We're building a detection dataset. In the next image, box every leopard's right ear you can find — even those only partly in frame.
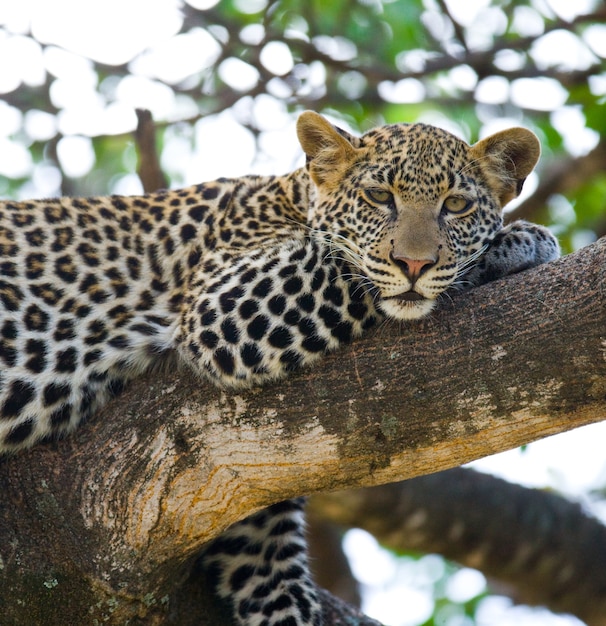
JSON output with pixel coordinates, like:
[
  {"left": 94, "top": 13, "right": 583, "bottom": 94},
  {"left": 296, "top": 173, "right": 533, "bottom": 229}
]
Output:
[{"left": 296, "top": 111, "right": 359, "bottom": 186}]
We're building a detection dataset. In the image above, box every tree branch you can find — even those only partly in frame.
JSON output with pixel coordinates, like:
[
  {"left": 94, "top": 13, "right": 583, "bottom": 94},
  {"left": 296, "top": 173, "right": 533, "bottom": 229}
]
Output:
[
  {"left": 310, "top": 468, "right": 606, "bottom": 625},
  {"left": 1, "top": 240, "right": 605, "bottom": 623}
]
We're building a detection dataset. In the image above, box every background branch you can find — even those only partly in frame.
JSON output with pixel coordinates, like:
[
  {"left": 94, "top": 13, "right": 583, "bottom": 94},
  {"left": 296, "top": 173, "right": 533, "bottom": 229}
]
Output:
[{"left": 310, "top": 468, "right": 606, "bottom": 625}]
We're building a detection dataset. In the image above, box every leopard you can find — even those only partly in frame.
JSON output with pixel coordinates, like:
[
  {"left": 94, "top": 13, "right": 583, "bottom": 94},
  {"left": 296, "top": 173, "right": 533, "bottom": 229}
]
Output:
[{"left": 0, "top": 111, "right": 559, "bottom": 626}]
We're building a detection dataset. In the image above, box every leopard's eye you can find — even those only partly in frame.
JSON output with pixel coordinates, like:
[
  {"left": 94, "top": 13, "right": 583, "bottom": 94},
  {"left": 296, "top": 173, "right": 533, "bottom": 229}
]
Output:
[
  {"left": 442, "top": 196, "right": 473, "bottom": 215},
  {"left": 364, "top": 189, "right": 394, "bottom": 205}
]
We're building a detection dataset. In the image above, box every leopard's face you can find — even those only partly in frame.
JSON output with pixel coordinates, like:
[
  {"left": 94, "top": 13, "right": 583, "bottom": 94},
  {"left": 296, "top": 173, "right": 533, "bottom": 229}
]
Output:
[{"left": 298, "top": 112, "right": 540, "bottom": 320}]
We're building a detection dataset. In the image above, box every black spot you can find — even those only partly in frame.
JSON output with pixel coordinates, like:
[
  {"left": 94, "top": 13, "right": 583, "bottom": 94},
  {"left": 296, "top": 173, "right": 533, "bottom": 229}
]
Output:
[
  {"left": 77, "top": 242, "right": 100, "bottom": 267},
  {"left": 130, "top": 323, "right": 159, "bottom": 336},
  {"left": 247, "top": 315, "right": 269, "bottom": 340},
  {"left": 188, "top": 248, "right": 202, "bottom": 268},
  {"left": 2, "top": 380, "right": 36, "bottom": 417},
  {"left": 331, "top": 321, "right": 353, "bottom": 342},
  {"left": 1, "top": 319, "right": 17, "bottom": 340},
  {"left": 318, "top": 305, "right": 341, "bottom": 329},
  {"left": 50, "top": 404, "right": 72, "bottom": 426},
  {"left": 180, "top": 223, "right": 197, "bottom": 243},
  {"left": 0, "top": 280, "right": 24, "bottom": 311},
  {"left": 54, "top": 318, "right": 76, "bottom": 341},
  {"left": 239, "top": 299, "right": 258, "bottom": 319},
  {"left": 294, "top": 294, "right": 315, "bottom": 313},
  {"left": 229, "top": 564, "right": 256, "bottom": 593},
  {"left": 252, "top": 277, "right": 273, "bottom": 298},
  {"left": 188, "top": 205, "right": 206, "bottom": 221},
  {"left": 200, "top": 309, "right": 217, "bottom": 326},
  {"left": 163, "top": 235, "right": 175, "bottom": 256},
  {"left": 363, "top": 316, "right": 377, "bottom": 330},
  {"left": 241, "top": 343, "right": 263, "bottom": 367},
  {"left": 289, "top": 246, "right": 307, "bottom": 262},
  {"left": 84, "top": 349, "right": 104, "bottom": 365},
  {"left": 280, "top": 350, "right": 303, "bottom": 371},
  {"left": 25, "top": 338, "right": 47, "bottom": 373},
  {"left": 214, "top": 347, "right": 235, "bottom": 375},
  {"left": 268, "top": 294, "right": 286, "bottom": 316},
  {"left": 304, "top": 249, "right": 319, "bottom": 272},
  {"left": 5, "top": 420, "right": 34, "bottom": 445},
  {"left": 12, "top": 211, "right": 34, "bottom": 227},
  {"left": 278, "top": 264, "right": 297, "bottom": 277},
  {"left": 302, "top": 335, "right": 328, "bottom": 353},
  {"left": 283, "top": 309, "right": 300, "bottom": 326},
  {"left": 56, "top": 347, "right": 78, "bottom": 373},
  {"left": 268, "top": 326, "right": 293, "bottom": 348},
  {"left": 348, "top": 301, "right": 368, "bottom": 320},
  {"left": 85, "top": 319, "right": 108, "bottom": 345},
  {"left": 80, "top": 274, "right": 110, "bottom": 304},
  {"left": 202, "top": 186, "right": 220, "bottom": 200},
  {"left": 200, "top": 330, "right": 219, "bottom": 349},
  {"left": 25, "top": 253, "right": 45, "bottom": 279},
  {"left": 221, "top": 317, "right": 240, "bottom": 344},
  {"left": 311, "top": 268, "right": 325, "bottom": 290},
  {"left": 127, "top": 256, "right": 141, "bottom": 280},
  {"left": 203, "top": 534, "right": 250, "bottom": 557},
  {"left": 107, "top": 335, "right": 131, "bottom": 350},
  {"left": 24, "top": 303, "right": 50, "bottom": 331},
  {"left": 0, "top": 261, "right": 17, "bottom": 277},
  {"left": 262, "top": 594, "right": 293, "bottom": 615},
  {"left": 111, "top": 196, "right": 128, "bottom": 211},
  {"left": 55, "top": 255, "right": 78, "bottom": 283},
  {"left": 269, "top": 516, "right": 300, "bottom": 536},
  {"left": 323, "top": 284, "right": 344, "bottom": 306},
  {"left": 284, "top": 276, "right": 303, "bottom": 295},
  {"left": 275, "top": 542, "right": 305, "bottom": 561},
  {"left": 43, "top": 382, "right": 71, "bottom": 406},
  {"left": 262, "top": 257, "right": 279, "bottom": 273},
  {"left": 251, "top": 582, "right": 272, "bottom": 599},
  {"left": 0, "top": 341, "right": 16, "bottom": 366},
  {"left": 240, "top": 267, "right": 258, "bottom": 284},
  {"left": 291, "top": 583, "right": 313, "bottom": 621},
  {"left": 220, "top": 286, "right": 245, "bottom": 314},
  {"left": 136, "top": 290, "right": 155, "bottom": 311},
  {"left": 25, "top": 227, "right": 46, "bottom": 247},
  {"left": 297, "top": 318, "right": 317, "bottom": 337}
]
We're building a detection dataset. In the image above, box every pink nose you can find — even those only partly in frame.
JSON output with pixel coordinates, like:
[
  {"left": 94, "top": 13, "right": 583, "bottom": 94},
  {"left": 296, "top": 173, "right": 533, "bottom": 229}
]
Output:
[{"left": 391, "top": 253, "right": 436, "bottom": 281}]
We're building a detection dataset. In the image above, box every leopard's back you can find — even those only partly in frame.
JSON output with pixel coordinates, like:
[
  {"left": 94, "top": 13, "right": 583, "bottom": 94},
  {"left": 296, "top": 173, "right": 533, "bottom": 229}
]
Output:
[{"left": 0, "top": 172, "right": 311, "bottom": 451}]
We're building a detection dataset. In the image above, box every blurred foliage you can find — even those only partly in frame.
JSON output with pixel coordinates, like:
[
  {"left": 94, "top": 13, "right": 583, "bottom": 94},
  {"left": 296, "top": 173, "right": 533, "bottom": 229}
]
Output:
[
  {"left": 0, "top": 1, "right": 605, "bottom": 623},
  {"left": 0, "top": 0, "right": 604, "bottom": 253}
]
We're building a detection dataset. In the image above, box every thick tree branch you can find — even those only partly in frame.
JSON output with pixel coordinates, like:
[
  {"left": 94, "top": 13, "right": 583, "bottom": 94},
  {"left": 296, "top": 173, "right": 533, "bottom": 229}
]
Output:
[{"left": 1, "top": 240, "right": 605, "bottom": 623}]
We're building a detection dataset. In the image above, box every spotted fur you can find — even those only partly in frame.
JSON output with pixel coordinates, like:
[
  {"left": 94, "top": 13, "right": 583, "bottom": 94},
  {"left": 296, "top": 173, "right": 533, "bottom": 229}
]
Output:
[{"left": 0, "top": 112, "right": 559, "bottom": 625}]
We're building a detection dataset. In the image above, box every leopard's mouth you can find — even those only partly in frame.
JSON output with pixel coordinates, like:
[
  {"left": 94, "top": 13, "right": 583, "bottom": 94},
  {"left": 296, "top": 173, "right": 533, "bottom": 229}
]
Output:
[
  {"left": 389, "top": 290, "right": 426, "bottom": 302},
  {"left": 379, "top": 290, "right": 436, "bottom": 320}
]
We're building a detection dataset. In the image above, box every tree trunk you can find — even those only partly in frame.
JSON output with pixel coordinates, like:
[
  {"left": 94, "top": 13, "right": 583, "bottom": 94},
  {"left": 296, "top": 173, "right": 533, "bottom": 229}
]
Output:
[{"left": 1, "top": 239, "right": 605, "bottom": 624}]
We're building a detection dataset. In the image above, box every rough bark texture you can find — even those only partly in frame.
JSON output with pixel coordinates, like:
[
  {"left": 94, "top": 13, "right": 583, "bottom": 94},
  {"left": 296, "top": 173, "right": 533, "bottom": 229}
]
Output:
[
  {"left": 310, "top": 468, "right": 606, "bottom": 625},
  {"left": 0, "top": 239, "right": 605, "bottom": 624}
]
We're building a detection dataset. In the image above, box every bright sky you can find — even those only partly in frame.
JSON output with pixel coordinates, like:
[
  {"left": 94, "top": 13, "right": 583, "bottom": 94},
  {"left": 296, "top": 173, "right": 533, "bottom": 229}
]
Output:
[{"left": 0, "top": 1, "right": 605, "bottom": 625}]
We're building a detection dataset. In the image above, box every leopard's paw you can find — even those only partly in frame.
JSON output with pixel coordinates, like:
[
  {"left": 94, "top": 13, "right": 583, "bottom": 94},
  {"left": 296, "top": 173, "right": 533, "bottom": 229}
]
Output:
[{"left": 463, "top": 220, "right": 560, "bottom": 288}]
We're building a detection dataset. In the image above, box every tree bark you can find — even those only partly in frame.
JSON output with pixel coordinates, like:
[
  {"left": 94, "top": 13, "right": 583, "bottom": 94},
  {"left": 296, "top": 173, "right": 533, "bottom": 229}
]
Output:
[{"left": 1, "top": 239, "right": 605, "bottom": 624}]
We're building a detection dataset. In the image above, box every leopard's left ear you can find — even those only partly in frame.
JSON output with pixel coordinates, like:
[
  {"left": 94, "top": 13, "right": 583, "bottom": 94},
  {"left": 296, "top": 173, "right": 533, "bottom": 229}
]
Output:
[
  {"left": 296, "top": 111, "right": 359, "bottom": 187},
  {"left": 470, "top": 128, "right": 540, "bottom": 207}
]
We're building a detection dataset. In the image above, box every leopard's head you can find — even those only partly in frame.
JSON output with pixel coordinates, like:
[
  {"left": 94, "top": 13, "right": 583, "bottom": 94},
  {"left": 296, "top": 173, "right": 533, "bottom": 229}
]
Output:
[{"left": 297, "top": 111, "right": 540, "bottom": 320}]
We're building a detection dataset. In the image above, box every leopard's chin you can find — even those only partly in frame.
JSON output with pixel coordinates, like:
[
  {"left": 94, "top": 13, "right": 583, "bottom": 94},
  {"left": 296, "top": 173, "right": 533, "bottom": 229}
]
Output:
[{"left": 379, "top": 294, "right": 436, "bottom": 320}]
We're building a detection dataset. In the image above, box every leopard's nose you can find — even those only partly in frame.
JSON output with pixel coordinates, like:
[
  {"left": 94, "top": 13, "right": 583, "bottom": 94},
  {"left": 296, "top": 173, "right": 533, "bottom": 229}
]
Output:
[{"left": 390, "top": 252, "right": 437, "bottom": 281}]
